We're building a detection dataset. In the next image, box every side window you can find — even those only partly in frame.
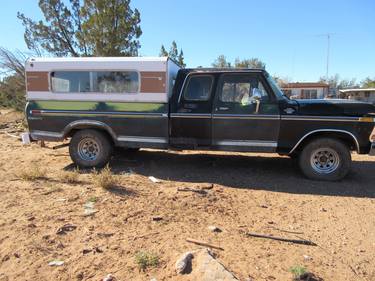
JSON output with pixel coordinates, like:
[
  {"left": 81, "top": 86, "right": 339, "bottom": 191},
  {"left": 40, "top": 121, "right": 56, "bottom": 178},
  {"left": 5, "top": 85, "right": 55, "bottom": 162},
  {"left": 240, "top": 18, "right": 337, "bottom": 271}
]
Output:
[
  {"left": 183, "top": 75, "right": 213, "bottom": 101},
  {"left": 92, "top": 71, "right": 139, "bottom": 93},
  {"left": 51, "top": 71, "right": 139, "bottom": 93},
  {"left": 219, "top": 74, "right": 269, "bottom": 105},
  {"left": 51, "top": 71, "right": 90, "bottom": 92}
]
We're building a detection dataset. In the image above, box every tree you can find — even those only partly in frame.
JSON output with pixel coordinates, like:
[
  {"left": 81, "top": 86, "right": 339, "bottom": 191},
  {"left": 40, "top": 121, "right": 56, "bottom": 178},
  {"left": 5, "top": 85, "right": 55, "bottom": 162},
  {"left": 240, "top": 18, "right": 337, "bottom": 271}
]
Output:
[
  {"left": 361, "top": 77, "right": 375, "bottom": 88},
  {"left": 0, "top": 48, "right": 28, "bottom": 111},
  {"left": 159, "top": 41, "right": 185, "bottom": 67},
  {"left": 159, "top": 45, "right": 168, "bottom": 57},
  {"left": 319, "top": 74, "right": 358, "bottom": 89},
  {"left": 211, "top": 55, "right": 266, "bottom": 69},
  {"left": 177, "top": 49, "right": 185, "bottom": 67},
  {"left": 169, "top": 41, "right": 178, "bottom": 59},
  {"left": 211, "top": 55, "right": 231, "bottom": 68},
  {"left": 234, "top": 57, "right": 266, "bottom": 69},
  {"left": 17, "top": 0, "right": 142, "bottom": 57},
  {"left": 80, "top": 0, "right": 142, "bottom": 56}
]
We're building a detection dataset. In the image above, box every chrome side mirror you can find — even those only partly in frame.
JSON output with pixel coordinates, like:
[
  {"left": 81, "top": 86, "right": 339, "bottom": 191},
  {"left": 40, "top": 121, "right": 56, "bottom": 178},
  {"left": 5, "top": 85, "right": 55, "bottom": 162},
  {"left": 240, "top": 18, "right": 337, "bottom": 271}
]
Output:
[
  {"left": 252, "top": 88, "right": 262, "bottom": 114},
  {"left": 252, "top": 88, "right": 262, "bottom": 100}
]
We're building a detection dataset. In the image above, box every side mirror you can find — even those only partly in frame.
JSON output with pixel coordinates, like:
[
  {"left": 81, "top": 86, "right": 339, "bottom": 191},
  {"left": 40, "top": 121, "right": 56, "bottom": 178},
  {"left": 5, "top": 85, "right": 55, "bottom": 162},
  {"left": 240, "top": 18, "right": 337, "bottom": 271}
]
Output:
[
  {"left": 252, "top": 88, "right": 262, "bottom": 100},
  {"left": 252, "top": 88, "right": 262, "bottom": 114}
]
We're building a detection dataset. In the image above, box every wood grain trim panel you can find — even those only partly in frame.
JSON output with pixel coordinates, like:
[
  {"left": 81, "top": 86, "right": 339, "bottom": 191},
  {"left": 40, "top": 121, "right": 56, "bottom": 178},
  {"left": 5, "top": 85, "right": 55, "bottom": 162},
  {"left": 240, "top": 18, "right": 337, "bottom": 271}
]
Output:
[
  {"left": 26, "top": 71, "right": 49, "bottom": 92},
  {"left": 140, "top": 71, "right": 166, "bottom": 93}
]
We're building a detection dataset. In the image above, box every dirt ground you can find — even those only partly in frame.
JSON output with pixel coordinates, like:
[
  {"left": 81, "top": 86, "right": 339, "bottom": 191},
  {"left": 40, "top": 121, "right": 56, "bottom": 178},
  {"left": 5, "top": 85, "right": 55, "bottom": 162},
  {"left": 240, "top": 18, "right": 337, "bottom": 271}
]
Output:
[{"left": 0, "top": 109, "right": 374, "bottom": 281}]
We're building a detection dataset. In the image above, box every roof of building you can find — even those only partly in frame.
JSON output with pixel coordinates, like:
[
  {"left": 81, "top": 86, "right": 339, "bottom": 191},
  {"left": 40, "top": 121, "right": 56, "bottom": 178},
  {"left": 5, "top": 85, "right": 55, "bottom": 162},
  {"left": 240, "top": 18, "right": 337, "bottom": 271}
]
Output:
[
  {"left": 340, "top": 88, "right": 375, "bottom": 93},
  {"left": 281, "top": 82, "right": 329, "bottom": 89}
]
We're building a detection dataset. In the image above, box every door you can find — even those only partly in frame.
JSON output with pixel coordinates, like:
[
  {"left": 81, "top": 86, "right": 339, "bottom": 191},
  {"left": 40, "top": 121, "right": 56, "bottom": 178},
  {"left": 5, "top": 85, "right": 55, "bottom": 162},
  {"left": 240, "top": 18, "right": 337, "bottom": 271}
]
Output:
[
  {"left": 170, "top": 74, "right": 215, "bottom": 148},
  {"left": 212, "top": 73, "right": 280, "bottom": 152}
]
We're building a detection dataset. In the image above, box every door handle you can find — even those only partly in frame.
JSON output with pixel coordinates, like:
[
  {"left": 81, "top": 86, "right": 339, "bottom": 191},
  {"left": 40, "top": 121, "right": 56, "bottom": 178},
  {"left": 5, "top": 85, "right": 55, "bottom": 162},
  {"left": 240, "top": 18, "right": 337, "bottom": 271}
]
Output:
[{"left": 218, "top": 107, "right": 229, "bottom": 111}]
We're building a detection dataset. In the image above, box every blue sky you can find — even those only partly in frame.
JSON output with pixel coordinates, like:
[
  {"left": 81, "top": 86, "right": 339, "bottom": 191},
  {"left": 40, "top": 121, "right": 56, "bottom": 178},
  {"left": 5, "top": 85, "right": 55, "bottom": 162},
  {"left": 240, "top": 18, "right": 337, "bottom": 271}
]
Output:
[{"left": 1, "top": 0, "right": 374, "bottom": 82}]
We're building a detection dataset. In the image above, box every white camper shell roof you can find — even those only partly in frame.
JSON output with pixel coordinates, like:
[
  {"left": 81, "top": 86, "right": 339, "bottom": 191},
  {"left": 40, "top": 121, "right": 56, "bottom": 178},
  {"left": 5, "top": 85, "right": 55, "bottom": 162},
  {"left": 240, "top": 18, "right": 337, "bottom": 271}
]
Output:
[{"left": 25, "top": 57, "right": 181, "bottom": 103}]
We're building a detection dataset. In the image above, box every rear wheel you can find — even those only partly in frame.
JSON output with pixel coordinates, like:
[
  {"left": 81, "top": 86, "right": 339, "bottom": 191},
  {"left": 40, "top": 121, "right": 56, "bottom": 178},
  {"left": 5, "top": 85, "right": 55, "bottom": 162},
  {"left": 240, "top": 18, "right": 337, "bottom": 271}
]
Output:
[
  {"left": 69, "top": 129, "right": 113, "bottom": 168},
  {"left": 298, "top": 138, "right": 351, "bottom": 181}
]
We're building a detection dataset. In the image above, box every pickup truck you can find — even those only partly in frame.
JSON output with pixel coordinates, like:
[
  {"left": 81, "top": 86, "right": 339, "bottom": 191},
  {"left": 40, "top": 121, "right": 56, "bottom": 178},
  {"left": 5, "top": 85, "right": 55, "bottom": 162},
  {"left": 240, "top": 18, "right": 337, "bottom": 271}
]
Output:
[{"left": 25, "top": 57, "right": 375, "bottom": 181}]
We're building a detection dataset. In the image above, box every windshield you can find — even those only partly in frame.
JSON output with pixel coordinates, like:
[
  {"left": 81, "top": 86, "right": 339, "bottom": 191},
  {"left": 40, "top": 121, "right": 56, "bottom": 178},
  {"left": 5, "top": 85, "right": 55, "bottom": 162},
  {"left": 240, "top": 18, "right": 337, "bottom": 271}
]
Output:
[{"left": 265, "top": 73, "right": 288, "bottom": 100}]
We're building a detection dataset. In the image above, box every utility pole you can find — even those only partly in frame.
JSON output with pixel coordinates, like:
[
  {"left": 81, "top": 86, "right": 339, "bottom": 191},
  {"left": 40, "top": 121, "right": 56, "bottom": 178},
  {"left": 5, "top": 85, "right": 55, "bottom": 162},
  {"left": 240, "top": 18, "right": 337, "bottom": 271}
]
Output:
[
  {"left": 326, "top": 33, "right": 330, "bottom": 80},
  {"left": 317, "top": 33, "right": 334, "bottom": 81}
]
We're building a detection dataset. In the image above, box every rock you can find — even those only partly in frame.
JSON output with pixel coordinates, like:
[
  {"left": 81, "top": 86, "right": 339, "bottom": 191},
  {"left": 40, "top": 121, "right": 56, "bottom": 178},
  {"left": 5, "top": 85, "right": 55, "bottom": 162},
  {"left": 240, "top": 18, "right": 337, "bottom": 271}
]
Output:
[
  {"left": 208, "top": 226, "right": 222, "bottom": 233},
  {"left": 303, "top": 255, "right": 312, "bottom": 261},
  {"left": 175, "top": 252, "right": 194, "bottom": 274},
  {"left": 56, "top": 223, "right": 77, "bottom": 235},
  {"left": 102, "top": 274, "right": 116, "bottom": 281},
  {"left": 148, "top": 176, "right": 161, "bottom": 183},
  {"left": 82, "top": 249, "right": 92, "bottom": 255},
  {"left": 48, "top": 260, "right": 64, "bottom": 266},
  {"left": 191, "top": 249, "right": 239, "bottom": 281},
  {"left": 152, "top": 216, "right": 163, "bottom": 221},
  {"left": 200, "top": 183, "right": 214, "bottom": 190},
  {"left": 83, "top": 202, "right": 98, "bottom": 216}
]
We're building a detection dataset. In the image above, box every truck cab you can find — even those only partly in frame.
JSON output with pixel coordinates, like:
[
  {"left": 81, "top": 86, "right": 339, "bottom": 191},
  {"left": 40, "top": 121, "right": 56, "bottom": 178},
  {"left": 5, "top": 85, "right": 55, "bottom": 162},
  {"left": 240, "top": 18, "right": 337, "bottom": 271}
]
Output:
[{"left": 169, "top": 69, "right": 282, "bottom": 152}]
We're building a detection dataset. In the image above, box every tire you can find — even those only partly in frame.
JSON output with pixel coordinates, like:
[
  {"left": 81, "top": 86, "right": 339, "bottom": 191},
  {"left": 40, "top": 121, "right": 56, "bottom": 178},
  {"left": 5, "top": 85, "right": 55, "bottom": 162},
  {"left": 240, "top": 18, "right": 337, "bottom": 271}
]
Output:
[
  {"left": 298, "top": 137, "right": 351, "bottom": 181},
  {"left": 69, "top": 129, "right": 113, "bottom": 168}
]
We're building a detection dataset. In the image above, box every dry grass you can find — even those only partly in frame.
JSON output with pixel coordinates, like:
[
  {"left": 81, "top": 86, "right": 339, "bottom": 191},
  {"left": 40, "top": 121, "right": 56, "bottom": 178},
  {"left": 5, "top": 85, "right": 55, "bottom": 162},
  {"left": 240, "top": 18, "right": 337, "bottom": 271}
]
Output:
[
  {"left": 57, "top": 169, "right": 80, "bottom": 184},
  {"left": 17, "top": 165, "right": 47, "bottom": 181},
  {"left": 92, "top": 165, "right": 118, "bottom": 189}
]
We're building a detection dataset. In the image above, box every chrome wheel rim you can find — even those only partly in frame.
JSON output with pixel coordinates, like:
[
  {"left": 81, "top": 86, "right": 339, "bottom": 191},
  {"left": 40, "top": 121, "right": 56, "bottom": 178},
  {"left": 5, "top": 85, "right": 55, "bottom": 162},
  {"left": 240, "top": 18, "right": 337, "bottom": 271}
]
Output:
[
  {"left": 78, "top": 138, "right": 100, "bottom": 161},
  {"left": 310, "top": 148, "right": 340, "bottom": 174}
]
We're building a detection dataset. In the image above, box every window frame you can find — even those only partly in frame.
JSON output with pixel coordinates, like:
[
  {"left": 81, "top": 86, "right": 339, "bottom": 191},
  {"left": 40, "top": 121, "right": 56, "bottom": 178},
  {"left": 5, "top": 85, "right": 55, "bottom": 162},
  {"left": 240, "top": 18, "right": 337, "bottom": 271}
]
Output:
[
  {"left": 49, "top": 69, "right": 141, "bottom": 94},
  {"left": 182, "top": 74, "right": 214, "bottom": 102}
]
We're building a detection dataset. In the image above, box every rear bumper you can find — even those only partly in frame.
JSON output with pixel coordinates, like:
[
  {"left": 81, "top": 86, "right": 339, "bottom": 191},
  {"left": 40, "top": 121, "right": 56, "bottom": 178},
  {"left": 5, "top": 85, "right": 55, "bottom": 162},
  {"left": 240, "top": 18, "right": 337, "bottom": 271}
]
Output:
[{"left": 370, "top": 142, "right": 375, "bottom": 156}]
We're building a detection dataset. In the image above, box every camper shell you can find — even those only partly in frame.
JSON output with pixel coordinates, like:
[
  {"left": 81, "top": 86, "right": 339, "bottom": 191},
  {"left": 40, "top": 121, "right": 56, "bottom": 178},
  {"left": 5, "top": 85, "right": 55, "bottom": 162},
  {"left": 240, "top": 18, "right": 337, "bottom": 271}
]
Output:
[
  {"left": 25, "top": 57, "right": 375, "bottom": 181},
  {"left": 25, "top": 57, "right": 180, "bottom": 147}
]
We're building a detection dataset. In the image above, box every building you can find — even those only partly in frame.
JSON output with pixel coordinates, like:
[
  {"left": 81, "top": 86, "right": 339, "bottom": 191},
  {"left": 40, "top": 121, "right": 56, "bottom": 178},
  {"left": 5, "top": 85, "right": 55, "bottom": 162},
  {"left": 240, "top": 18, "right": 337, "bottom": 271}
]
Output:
[
  {"left": 338, "top": 88, "right": 375, "bottom": 104},
  {"left": 281, "top": 82, "right": 329, "bottom": 99}
]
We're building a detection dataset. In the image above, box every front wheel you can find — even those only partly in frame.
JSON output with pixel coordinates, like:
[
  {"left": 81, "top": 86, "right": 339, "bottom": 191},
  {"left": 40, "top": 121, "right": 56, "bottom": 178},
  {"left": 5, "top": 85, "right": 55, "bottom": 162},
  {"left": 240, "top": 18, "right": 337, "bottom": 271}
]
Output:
[
  {"left": 298, "top": 138, "right": 351, "bottom": 181},
  {"left": 69, "top": 129, "right": 113, "bottom": 168}
]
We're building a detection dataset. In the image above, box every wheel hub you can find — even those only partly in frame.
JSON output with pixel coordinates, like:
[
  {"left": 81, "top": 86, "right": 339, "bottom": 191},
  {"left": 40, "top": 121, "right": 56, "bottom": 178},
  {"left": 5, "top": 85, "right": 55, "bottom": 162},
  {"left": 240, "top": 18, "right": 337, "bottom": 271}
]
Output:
[
  {"left": 78, "top": 138, "right": 100, "bottom": 161},
  {"left": 310, "top": 148, "right": 340, "bottom": 174}
]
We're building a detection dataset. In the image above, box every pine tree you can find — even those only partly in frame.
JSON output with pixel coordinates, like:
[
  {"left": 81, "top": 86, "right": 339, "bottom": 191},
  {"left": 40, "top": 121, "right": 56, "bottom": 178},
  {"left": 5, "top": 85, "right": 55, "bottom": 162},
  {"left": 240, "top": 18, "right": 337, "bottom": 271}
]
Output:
[
  {"left": 17, "top": 0, "right": 142, "bottom": 57},
  {"left": 159, "top": 45, "right": 168, "bottom": 57},
  {"left": 159, "top": 41, "right": 186, "bottom": 67}
]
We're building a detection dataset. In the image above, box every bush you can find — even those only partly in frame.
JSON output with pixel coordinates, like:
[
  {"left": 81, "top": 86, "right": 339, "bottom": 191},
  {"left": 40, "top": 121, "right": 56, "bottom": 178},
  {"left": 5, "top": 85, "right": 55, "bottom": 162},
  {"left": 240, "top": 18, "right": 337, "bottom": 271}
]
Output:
[
  {"left": 92, "top": 165, "right": 118, "bottom": 189},
  {"left": 0, "top": 74, "right": 26, "bottom": 112},
  {"left": 290, "top": 265, "right": 307, "bottom": 279},
  {"left": 135, "top": 251, "right": 159, "bottom": 271}
]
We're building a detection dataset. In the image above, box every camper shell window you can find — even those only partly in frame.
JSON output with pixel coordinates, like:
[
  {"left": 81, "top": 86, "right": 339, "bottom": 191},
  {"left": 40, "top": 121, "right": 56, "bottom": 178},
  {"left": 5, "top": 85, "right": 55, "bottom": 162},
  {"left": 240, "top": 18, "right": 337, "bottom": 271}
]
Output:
[{"left": 51, "top": 71, "right": 139, "bottom": 93}]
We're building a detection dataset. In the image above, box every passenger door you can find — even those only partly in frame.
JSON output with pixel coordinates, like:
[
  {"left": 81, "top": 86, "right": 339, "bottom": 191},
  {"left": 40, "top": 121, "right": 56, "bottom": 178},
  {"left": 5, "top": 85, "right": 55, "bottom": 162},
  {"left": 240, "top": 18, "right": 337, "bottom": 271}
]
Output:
[
  {"left": 170, "top": 74, "right": 215, "bottom": 148},
  {"left": 212, "top": 73, "right": 280, "bottom": 152}
]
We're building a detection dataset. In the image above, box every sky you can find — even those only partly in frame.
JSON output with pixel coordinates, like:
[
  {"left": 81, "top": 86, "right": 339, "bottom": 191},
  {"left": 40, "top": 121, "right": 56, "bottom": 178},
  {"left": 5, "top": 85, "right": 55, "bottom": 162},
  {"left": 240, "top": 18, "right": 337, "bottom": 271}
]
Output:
[{"left": 0, "top": 0, "right": 374, "bottom": 82}]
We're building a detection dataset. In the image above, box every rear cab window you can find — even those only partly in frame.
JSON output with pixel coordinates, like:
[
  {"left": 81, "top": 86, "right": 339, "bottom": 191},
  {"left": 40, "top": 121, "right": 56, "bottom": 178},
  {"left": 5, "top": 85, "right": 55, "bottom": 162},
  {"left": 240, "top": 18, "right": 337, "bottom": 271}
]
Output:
[{"left": 183, "top": 75, "right": 213, "bottom": 101}]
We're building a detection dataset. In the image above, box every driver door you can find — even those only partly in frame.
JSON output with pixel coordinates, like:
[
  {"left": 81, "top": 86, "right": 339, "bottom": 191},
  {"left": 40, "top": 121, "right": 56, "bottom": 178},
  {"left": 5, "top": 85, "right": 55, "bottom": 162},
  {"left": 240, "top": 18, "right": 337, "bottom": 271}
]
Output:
[{"left": 212, "top": 73, "right": 280, "bottom": 152}]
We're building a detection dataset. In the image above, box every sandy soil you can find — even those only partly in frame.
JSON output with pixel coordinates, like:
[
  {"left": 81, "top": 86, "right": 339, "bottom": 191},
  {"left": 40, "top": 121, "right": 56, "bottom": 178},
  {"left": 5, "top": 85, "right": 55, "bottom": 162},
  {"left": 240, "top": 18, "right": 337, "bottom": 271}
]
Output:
[{"left": 0, "top": 109, "right": 374, "bottom": 281}]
